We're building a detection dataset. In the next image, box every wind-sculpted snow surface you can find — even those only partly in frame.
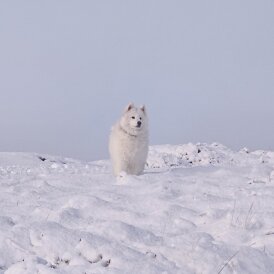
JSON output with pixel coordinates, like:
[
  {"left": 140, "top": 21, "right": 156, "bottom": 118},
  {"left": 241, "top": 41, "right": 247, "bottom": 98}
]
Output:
[{"left": 1, "top": 144, "right": 274, "bottom": 273}]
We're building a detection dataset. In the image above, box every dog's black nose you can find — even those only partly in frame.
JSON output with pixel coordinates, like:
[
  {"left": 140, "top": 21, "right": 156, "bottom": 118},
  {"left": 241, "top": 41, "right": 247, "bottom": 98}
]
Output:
[{"left": 137, "top": 121, "right": 142, "bottom": 127}]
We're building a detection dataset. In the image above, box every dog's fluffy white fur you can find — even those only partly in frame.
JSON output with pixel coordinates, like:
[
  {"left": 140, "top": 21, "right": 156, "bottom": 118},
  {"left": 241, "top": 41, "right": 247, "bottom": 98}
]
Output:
[{"left": 109, "top": 103, "right": 149, "bottom": 176}]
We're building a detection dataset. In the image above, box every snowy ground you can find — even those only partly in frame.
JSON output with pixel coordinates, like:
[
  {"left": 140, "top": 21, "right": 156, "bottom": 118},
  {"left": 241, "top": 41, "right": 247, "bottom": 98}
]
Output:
[{"left": 1, "top": 143, "right": 274, "bottom": 274}]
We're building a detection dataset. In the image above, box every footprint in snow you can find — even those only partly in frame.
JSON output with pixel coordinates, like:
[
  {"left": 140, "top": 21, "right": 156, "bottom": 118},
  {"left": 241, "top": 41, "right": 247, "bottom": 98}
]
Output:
[
  {"left": 49, "top": 254, "right": 111, "bottom": 269},
  {"left": 77, "top": 239, "right": 111, "bottom": 268},
  {"left": 85, "top": 254, "right": 110, "bottom": 267}
]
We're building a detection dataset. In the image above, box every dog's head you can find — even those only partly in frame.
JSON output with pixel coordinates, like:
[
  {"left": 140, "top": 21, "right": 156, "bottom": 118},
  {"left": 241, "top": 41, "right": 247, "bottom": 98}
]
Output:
[{"left": 120, "top": 103, "right": 148, "bottom": 135}]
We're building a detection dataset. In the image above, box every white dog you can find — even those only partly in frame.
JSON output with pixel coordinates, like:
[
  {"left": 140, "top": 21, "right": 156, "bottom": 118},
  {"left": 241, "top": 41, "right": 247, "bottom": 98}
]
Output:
[{"left": 109, "top": 103, "right": 149, "bottom": 176}]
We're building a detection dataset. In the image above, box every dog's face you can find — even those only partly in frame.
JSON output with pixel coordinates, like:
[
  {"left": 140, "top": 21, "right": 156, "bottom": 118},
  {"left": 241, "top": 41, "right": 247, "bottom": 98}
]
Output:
[{"left": 120, "top": 103, "right": 147, "bottom": 134}]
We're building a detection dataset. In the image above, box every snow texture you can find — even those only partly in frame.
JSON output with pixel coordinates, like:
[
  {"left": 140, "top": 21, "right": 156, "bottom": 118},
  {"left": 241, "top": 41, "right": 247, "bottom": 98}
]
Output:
[{"left": 1, "top": 143, "right": 274, "bottom": 273}]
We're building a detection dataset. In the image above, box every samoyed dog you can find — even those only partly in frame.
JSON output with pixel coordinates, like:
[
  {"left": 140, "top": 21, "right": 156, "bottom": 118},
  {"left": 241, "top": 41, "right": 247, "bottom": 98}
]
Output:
[{"left": 109, "top": 103, "right": 149, "bottom": 176}]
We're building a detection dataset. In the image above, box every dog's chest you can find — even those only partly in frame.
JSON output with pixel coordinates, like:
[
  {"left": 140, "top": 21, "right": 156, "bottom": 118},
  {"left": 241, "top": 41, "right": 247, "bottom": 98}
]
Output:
[{"left": 121, "top": 133, "right": 147, "bottom": 156}]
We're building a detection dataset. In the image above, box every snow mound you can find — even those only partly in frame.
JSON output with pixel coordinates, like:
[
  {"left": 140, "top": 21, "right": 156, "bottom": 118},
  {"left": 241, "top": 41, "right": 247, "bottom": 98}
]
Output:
[
  {"left": 147, "top": 143, "right": 234, "bottom": 168},
  {"left": 147, "top": 142, "right": 274, "bottom": 169}
]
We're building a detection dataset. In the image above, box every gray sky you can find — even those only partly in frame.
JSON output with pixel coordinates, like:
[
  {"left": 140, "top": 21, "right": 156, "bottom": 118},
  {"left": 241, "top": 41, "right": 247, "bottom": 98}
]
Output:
[{"left": 0, "top": 0, "right": 273, "bottom": 160}]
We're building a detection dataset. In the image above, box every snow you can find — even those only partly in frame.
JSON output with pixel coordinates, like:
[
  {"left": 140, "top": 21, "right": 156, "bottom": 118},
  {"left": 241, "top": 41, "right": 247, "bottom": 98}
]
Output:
[{"left": 1, "top": 143, "right": 274, "bottom": 273}]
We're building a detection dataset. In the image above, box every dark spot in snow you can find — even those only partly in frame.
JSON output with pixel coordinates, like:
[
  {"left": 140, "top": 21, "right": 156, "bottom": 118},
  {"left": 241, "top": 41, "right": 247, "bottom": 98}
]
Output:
[
  {"left": 38, "top": 156, "right": 46, "bottom": 162},
  {"left": 146, "top": 251, "right": 157, "bottom": 258}
]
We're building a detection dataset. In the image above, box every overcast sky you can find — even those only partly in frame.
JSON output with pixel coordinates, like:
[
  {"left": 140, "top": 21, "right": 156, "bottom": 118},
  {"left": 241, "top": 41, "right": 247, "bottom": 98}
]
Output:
[{"left": 0, "top": 1, "right": 273, "bottom": 160}]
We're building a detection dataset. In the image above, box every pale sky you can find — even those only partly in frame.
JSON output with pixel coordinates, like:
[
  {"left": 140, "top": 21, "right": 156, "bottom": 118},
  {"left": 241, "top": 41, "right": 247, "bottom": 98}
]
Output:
[{"left": 0, "top": 0, "right": 273, "bottom": 160}]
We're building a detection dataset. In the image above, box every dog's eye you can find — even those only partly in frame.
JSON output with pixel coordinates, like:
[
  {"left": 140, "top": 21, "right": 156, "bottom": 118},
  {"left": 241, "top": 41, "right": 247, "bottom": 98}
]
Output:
[
  {"left": 131, "top": 116, "right": 135, "bottom": 119},
  {"left": 140, "top": 117, "right": 142, "bottom": 120}
]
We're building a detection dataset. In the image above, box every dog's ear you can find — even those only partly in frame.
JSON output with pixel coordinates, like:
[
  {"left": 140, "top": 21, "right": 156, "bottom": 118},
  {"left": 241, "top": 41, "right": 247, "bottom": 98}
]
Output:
[
  {"left": 125, "top": 103, "right": 134, "bottom": 112},
  {"left": 140, "top": 105, "right": 146, "bottom": 115}
]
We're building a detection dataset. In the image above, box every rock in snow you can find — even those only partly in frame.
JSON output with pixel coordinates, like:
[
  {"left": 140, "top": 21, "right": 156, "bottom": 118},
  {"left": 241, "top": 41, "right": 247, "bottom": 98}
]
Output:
[{"left": 1, "top": 143, "right": 274, "bottom": 273}]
